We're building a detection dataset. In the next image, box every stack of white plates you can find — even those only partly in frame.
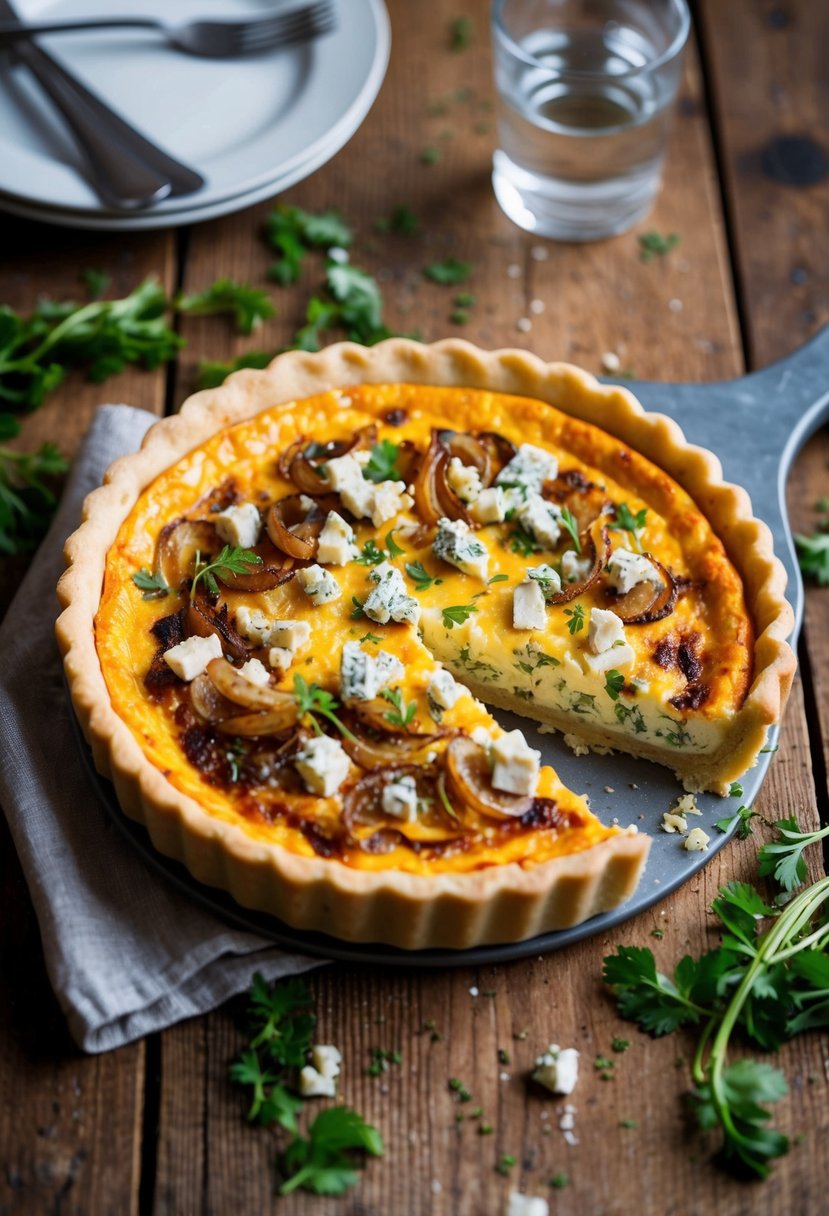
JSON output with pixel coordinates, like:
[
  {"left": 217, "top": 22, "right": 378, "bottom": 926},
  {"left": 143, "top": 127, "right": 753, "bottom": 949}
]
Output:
[{"left": 0, "top": 0, "right": 389, "bottom": 230}]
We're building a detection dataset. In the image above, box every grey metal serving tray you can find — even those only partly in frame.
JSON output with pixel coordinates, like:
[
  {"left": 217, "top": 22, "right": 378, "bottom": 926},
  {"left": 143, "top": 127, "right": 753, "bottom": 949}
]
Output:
[{"left": 71, "top": 326, "right": 829, "bottom": 965}]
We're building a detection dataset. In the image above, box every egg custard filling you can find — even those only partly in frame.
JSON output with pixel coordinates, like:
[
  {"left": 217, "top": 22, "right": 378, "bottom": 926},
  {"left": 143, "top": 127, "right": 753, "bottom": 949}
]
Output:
[{"left": 60, "top": 340, "right": 795, "bottom": 947}]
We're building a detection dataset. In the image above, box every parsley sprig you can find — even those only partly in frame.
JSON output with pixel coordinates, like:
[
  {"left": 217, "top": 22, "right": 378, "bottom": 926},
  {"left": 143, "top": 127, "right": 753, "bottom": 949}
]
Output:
[
  {"left": 563, "top": 603, "right": 585, "bottom": 634},
  {"left": 442, "top": 603, "right": 479, "bottom": 629},
  {"left": 354, "top": 529, "right": 406, "bottom": 566},
  {"left": 293, "top": 675, "right": 356, "bottom": 741},
  {"left": 405, "top": 560, "right": 443, "bottom": 591},
  {"left": 189, "top": 545, "right": 262, "bottom": 601},
  {"left": 604, "top": 819, "right": 829, "bottom": 1178},
  {"left": 265, "top": 203, "right": 353, "bottom": 284},
  {"left": 423, "top": 258, "right": 472, "bottom": 285},
  {"left": 363, "top": 440, "right": 402, "bottom": 483},
  {"left": 175, "top": 278, "right": 275, "bottom": 335},
  {"left": 611, "top": 502, "right": 647, "bottom": 550},
  {"left": 380, "top": 687, "right": 417, "bottom": 728},
  {"left": 229, "top": 975, "right": 314, "bottom": 1130},
  {"left": 795, "top": 531, "right": 829, "bottom": 585},
  {"left": 279, "top": 1107, "right": 384, "bottom": 1196},
  {"left": 560, "top": 506, "right": 581, "bottom": 553},
  {"left": 131, "top": 567, "right": 171, "bottom": 601}
]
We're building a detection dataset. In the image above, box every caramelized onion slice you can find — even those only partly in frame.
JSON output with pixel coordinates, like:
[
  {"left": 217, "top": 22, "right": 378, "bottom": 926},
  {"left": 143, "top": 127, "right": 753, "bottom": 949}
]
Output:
[
  {"left": 611, "top": 554, "right": 678, "bottom": 624},
  {"left": 266, "top": 494, "right": 326, "bottom": 560},
  {"left": 280, "top": 425, "right": 378, "bottom": 496},
  {"left": 476, "top": 431, "right": 517, "bottom": 478},
  {"left": 412, "top": 431, "right": 447, "bottom": 526},
  {"left": 187, "top": 597, "right": 250, "bottom": 661},
  {"left": 340, "top": 717, "right": 442, "bottom": 770},
  {"left": 444, "top": 736, "right": 532, "bottom": 820},
  {"left": 547, "top": 519, "right": 611, "bottom": 605},
  {"left": 342, "top": 766, "right": 465, "bottom": 844},
  {"left": 189, "top": 673, "right": 236, "bottom": 723},
  {"left": 216, "top": 538, "right": 301, "bottom": 592},
  {"left": 543, "top": 470, "right": 611, "bottom": 534},
  {"left": 213, "top": 712, "right": 300, "bottom": 738},
  {"left": 155, "top": 519, "right": 217, "bottom": 592},
  {"left": 350, "top": 698, "right": 446, "bottom": 738},
  {"left": 206, "top": 657, "right": 298, "bottom": 722}
]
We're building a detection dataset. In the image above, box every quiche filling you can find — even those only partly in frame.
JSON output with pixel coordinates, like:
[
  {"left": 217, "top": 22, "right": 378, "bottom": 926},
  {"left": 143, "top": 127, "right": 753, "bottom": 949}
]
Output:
[{"left": 96, "top": 384, "right": 752, "bottom": 874}]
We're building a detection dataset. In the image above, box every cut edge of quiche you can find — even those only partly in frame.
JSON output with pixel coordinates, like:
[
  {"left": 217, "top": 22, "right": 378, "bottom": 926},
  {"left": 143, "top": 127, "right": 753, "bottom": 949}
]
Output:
[{"left": 55, "top": 339, "right": 795, "bottom": 949}]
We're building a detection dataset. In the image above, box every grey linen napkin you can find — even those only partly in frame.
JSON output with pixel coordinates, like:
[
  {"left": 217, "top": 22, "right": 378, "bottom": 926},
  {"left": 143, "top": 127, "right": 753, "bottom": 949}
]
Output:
[{"left": 0, "top": 405, "right": 323, "bottom": 1054}]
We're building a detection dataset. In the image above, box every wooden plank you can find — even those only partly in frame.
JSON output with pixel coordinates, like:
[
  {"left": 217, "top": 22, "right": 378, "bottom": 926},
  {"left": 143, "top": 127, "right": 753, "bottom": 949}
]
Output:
[
  {"left": 0, "top": 220, "right": 175, "bottom": 1213},
  {"left": 147, "top": 3, "right": 825, "bottom": 1214},
  {"left": 696, "top": 0, "right": 829, "bottom": 809}
]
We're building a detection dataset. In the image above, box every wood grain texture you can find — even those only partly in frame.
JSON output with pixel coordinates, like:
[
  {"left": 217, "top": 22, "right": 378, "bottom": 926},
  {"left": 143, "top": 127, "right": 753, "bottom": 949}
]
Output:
[
  {"left": 0, "top": 224, "right": 174, "bottom": 1214},
  {"left": 154, "top": 3, "right": 825, "bottom": 1214}
]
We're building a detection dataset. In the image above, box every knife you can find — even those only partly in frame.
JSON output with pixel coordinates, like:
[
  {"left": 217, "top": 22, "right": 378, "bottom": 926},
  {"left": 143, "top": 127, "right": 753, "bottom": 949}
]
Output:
[{"left": 0, "top": 0, "right": 204, "bottom": 210}]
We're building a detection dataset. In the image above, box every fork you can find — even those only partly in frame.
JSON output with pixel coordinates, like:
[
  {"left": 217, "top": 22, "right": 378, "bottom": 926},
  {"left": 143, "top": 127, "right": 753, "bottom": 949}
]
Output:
[{"left": 0, "top": 2, "right": 337, "bottom": 58}]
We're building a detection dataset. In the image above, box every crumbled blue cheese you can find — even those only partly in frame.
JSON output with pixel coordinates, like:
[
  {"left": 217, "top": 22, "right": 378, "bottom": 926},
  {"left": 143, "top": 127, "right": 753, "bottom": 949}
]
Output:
[
  {"left": 432, "top": 516, "right": 489, "bottom": 580},
  {"left": 470, "top": 485, "right": 507, "bottom": 524},
  {"left": 299, "top": 1065, "right": 337, "bottom": 1098},
  {"left": 446, "top": 457, "right": 482, "bottom": 503},
  {"left": 294, "top": 735, "right": 350, "bottom": 796},
  {"left": 513, "top": 579, "right": 547, "bottom": 631},
  {"left": 560, "top": 548, "right": 593, "bottom": 583},
  {"left": 213, "top": 501, "right": 261, "bottom": 549},
  {"left": 237, "top": 658, "right": 270, "bottom": 687},
  {"left": 684, "top": 827, "right": 710, "bottom": 852},
  {"left": 606, "top": 547, "right": 660, "bottom": 594},
  {"left": 316, "top": 510, "right": 357, "bottom": 565},
  {"left": 495, "top": 443, "right": 558, "bottom": 493},
  {"left": 531, "top": 1044, "right": 580, "bottom": 1095},
  {"left": 323, "top": 453, "right": 375, "bottom": 519},
  {"left": 163, "top": 633, "right": 222, "bottom": 681},
  {"left": 507, "top": 1194, "right": 549, "bottom": 1216},
  {"left": 267, "top": 646, "right": 294, "bottom": 672},
  {"left": 311, "top": 1044, "right": 341, "bottom": 1081},
  {"left": 269, "top": 620, "right": 311, "bottom": 652},
  {"left": 381, "top": 774, "right": 418, "bottom": 822},
  {"left": 340, "top": 640, "right": 404, "bottom": 701},
  {"left": 491, "top": 729, "right": 540, "bottom": 796},
  {"left": 527, "top": 563, "right": 562, "bottom": 601},
  {"left": 296, "top": 564, "right": 341, "bottom": 604},
  {"left": 323, "top": 452, "right": 413, "bottom": 526},
  {"left": 584, "top": 607, "right": 635, "bottom": 673},
  {"left": 427, "top": 667, "right": 464, "bottom": 715},
  {"left": 516, "top": 494, "right": 563, "bottom": 549},
  {"left": 661, "top": 811, "right": 688, "bottom": 834},
  {"left": 588, "top": 607, "right": 625, "bottom": 654},
  {"left": 364, "top": 561, "right": 421, "bottom": 625}
]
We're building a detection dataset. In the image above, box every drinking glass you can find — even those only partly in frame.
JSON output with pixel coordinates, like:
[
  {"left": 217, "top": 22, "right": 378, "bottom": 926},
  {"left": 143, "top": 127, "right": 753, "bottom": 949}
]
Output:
[{"left": 491, "top": 0, "right": 690, "bottom": 241}]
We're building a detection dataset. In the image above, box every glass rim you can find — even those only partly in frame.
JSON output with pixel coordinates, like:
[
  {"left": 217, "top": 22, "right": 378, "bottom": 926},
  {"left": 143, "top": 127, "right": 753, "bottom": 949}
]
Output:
[{"left": 491, "top": 0, "right": 691, "bottom": 81}]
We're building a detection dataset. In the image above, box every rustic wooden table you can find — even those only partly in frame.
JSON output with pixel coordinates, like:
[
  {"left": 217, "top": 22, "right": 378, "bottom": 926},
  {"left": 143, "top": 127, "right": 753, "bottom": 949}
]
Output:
[{"left": 2, "top": 2, "right": 828, "bottom": 1213}]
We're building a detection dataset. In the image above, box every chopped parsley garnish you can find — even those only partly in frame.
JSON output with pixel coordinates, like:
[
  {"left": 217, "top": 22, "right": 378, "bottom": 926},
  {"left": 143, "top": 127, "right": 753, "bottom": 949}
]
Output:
[
  {"left": 265, "top": 203, "right": 352, "bottom": 284},
  {"left": 611, "top": 1037, "right": 630, "bottom": 1053},
  {"left": 363, "top": 439, "right": 401, "bottom": 483},
  {"left": 423, "top": 258, "right": 473, "bottom": 285},
  {"left": 449, "top": 15, "right": 473, "bottom": 51},
  {"left": 729, "top": 781, "right": 744, "bottom": 798},
  {"left": 604, "top": 818, "right": 829, "bottom": 1178},
  {"left": 495, "top": 1153, "right": 516, "bottom": 1176},
  {"left": 638, "top": 231, "right": 680, "bottom": 261},
  {"left": 81, "top": 268, "right": 110, "bottom": 299},
  {"left": 497, "top": 1048, "right": 511, "bottom": 1065},
  {"left": 292, "top": 675, "right": 356, "bottom": 741},
  {"left": 132, "top": 567, "right": 171, "bottom": 600},
  {"left": 359, "top": 632, "right": 383, "bottom": 644},
  {"left": 365, "top": 1047, "right": 402, "bottom": 1076},
  {"left": 604, "top": 669, "right": 625, "bottom": 701},
  {"left": 380, "top": 687, "right": 417, "bottom": 729},
  {"left": 405, "top": 560, "right": 443, "bottom": 591},
  {"left": 420, "top": 146, "right": 441, "bottom": 165},
  {"left": 563, "top": 603, "right": 585, "bottom": 634},
  {"left": 448, "top": 1077, "right": 472, "bottom": 1102},
  {"left": 354, "top": 539, "right": 387, "bottom": 566},
  {"left": 549, "top": 1173, "right": 569, "bottom": 1189},
  {"left": 560, "top": 505, "right": 581, "bottom": 553},
  {"left": 190, "top": 545, "right": 262, "bottom": 601},
  {"left": 442, "top": 603, "right": 479, "bottom": 629},
  {"left": 374, "top": 204, "right": 421, "bottom": 236},
  {"left": 454, "top": 291, "right": 476, "bottom": 308},
  {"left": 175, "top": 278, "right": 275, "bottom": 335},
  {"left": 351, "top": 596, "right": 366, "bottom": 619},
  {"left": 509, "top": 525, "right": 542, "bottom": 557},
  {"left": 611, "top": 502, "right": 647, "bottom": 550}
]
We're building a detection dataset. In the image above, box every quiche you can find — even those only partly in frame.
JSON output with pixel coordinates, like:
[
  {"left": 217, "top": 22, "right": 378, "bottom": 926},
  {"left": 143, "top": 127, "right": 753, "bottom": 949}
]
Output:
[{"left": 56, "top": 340, "right": 795, "bottom": 949}]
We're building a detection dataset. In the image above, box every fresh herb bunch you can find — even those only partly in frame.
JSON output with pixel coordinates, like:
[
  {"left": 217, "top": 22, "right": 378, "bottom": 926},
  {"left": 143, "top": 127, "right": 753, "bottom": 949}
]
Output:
[
  {"left": 604, "top": 817, "right": 829, "bottom": 1178},
  {"left": 175, "top": 278, "right": 276, "bottom": 335},
  {"left": 265, "top": 204, "right": 353, "bottom": 284},
  {"left": 795, "top": 500, "right": 829, "bottom": 585},
  {"left": 0, "top": 442, "right": 68, "bottom": 554}
]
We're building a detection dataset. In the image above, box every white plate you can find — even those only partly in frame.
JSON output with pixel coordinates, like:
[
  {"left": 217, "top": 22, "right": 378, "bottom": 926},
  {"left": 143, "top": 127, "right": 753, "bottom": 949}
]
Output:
[
  {"left": 0, "top": 112, "right": 350, "bottom": 228},
  {"left": 0, "top": 0, "right": 389, "bottom": 215}
]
